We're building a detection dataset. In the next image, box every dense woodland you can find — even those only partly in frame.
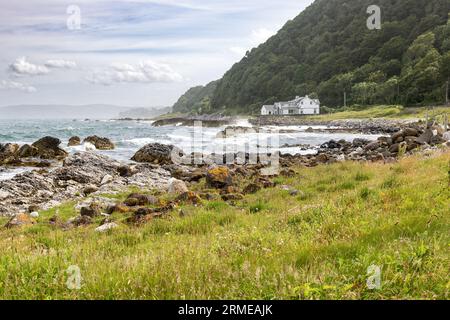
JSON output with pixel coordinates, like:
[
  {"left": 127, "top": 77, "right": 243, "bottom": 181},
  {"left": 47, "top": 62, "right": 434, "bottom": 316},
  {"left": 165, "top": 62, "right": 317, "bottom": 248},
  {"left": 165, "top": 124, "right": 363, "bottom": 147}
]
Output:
[{"left": 173, "top": 0, "right": 450, "bottom": 115}]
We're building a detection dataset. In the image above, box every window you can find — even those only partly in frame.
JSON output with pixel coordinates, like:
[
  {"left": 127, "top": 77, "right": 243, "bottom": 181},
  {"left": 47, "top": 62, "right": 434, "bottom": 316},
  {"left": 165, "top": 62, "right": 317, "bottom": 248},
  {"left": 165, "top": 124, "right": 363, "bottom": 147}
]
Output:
[{"left": 289, "top": 109, "right": 294, "bottom": 114}]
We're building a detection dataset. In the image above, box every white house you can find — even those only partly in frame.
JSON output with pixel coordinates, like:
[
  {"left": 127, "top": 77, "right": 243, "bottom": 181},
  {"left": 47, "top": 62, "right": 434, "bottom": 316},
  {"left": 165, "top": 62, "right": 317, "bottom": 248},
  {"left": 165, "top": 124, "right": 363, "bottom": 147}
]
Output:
[{"left": 261, "top": 95, "right": 320, "bottom": 116}]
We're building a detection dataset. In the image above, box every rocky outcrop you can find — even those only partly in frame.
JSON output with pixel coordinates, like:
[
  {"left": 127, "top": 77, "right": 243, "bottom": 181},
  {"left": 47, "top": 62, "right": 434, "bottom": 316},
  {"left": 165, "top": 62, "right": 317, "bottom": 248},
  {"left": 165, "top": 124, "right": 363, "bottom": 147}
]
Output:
[
  {"left": 32, "top": 136, "right": 68, "bottom": 160},
  {"left": 131, "top": 143, "right": 183, "bottom": 165},
  {"left": 83, "top": 136, "right": 115, "bottom": 150},
  {"left": 0, "top": 152, "right": 170, "bottom": 216}
]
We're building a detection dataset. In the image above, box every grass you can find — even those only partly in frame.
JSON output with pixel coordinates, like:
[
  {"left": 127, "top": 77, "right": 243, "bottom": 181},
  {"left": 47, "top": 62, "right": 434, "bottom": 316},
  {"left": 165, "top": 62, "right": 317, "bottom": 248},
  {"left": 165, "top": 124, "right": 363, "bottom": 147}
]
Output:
[
  {"left": 299, "top": 105, "right": 450, "bottom": 121},
  {"left": 0, "top": 151, "right": 449, "bottom": 300}
]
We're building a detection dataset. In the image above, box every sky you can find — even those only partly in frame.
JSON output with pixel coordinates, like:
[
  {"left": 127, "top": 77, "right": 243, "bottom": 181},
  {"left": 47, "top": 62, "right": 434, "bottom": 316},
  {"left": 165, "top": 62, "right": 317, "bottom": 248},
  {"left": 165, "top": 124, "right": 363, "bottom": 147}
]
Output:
[{"left": 0, "top": 0, "right": 314, "bottom": 107}]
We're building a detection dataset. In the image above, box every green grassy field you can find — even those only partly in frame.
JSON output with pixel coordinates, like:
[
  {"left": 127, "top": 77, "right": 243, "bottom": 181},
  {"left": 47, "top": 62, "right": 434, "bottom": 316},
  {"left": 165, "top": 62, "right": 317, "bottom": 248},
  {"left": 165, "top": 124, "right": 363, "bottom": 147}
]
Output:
[
  {"left": 302, "top": 105, "right": 450, "bottom": 121},
  {"left": 0, "top": 151, "right": 449, "bottom": 300}
]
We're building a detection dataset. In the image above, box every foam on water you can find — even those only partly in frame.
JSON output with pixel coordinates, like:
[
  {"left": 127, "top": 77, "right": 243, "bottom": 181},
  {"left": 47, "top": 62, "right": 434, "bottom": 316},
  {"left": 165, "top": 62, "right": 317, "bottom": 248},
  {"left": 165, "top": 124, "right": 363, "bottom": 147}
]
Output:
[{"left": 0, "top": 118, "right": 382, "bottom": 180}]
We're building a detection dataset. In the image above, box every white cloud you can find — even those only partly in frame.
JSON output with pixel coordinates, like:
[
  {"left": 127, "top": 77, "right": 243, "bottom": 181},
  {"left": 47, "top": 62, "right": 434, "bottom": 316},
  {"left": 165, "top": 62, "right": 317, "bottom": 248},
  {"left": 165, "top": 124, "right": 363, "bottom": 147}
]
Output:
[
  {"left": 251, "top": 28, "right": 276, "bottom": 43},
  {"left": 88, "top": 60, "right": 183, "bottom": 85},
  {"left": 229, "top": 28, "right": 276, "bottom": 57},
  {"left": 45, "top": 59, "right": 77, "bottom": 69},
  {"left": 9, "top": 57, "right": 49, "bottom": 76},
  {"left": 0, "top": 80, "right": 36, "bottom": 93}
]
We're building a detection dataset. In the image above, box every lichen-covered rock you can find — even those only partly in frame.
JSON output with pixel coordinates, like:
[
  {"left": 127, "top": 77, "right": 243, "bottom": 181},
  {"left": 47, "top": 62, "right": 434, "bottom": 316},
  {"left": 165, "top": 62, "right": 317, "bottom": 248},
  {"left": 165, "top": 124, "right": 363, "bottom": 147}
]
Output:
[
  {"left": 131, "top": 143, "right": 183, "bottom": 164},
  {"left": 83, "top": 136, "right": 115, "bottom": 150},
  {"left": 206, "top": 166, "right": 233, "bottom": 189}
]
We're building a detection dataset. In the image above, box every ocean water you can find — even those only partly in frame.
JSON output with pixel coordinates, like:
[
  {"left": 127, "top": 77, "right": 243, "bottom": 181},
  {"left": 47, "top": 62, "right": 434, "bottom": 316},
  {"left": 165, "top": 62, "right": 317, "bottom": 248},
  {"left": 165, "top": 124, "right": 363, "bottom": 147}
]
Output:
[{"left": 0, "top": 118, "right": 381, "bottom": 180}]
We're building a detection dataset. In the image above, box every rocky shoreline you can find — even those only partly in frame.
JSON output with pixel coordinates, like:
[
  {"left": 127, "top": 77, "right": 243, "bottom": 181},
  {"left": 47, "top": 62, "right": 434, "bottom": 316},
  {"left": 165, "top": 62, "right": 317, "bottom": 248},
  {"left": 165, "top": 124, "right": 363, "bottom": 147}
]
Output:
[
  {"left": 1, "top": 121, "right": 449, "bottom": 225},
  {"left": 250, "top": 117, "right": 421, "bottom": 134}
]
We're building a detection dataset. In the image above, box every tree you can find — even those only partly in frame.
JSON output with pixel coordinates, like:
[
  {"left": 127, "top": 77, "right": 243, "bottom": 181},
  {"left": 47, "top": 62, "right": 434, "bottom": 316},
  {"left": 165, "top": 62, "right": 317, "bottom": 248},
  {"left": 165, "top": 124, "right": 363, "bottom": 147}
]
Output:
[{"left": 441, "top": 52, "right": 450, "bottom": 105}]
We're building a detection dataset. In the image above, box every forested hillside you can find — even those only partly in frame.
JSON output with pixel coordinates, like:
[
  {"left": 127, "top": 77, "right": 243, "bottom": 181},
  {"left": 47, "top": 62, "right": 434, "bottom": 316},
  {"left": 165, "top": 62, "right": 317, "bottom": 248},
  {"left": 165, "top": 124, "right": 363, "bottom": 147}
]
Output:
[
  {"left": 174, "top": 0, "right": 450, "bottom": 114},
  {"left": 172, "top": 80, "right": 218, "bottom": 114}
]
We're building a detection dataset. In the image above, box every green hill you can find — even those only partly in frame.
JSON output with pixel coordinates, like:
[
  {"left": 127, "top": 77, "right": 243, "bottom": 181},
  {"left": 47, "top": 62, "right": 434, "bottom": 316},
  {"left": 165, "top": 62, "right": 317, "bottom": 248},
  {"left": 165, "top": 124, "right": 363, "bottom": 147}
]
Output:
[{"left": 174, "top": 0, "right": 450, "bottom": 115}]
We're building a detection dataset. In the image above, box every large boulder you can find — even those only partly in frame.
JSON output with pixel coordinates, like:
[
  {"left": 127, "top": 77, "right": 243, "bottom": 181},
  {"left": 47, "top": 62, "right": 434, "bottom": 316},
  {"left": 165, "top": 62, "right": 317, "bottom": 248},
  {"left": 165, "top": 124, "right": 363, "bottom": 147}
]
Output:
[
  {"left": 83, "top": 136, "right": 115, "bottom": 150},
  {"left": 206, "top": 166, "right": 233, "bottom": 189},
  {"left": 5, "top": 213, "right": 35, "bottom": 228},
  {"left": 131, "top": 143, "right": 183, "bottom": 165},
  {"left": 32, "top": 136, "right": 68, "bottom": 160},
  {"left": 0, "top": 143, "right": 19, "bottom": 164}
]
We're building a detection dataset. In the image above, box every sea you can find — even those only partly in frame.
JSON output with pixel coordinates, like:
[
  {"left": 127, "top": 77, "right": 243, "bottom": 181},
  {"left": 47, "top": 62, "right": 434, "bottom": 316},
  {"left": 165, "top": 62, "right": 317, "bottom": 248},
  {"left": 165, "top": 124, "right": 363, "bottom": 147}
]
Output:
[{"left": 0, "top": 118, "right": 381, "bottom": 181}]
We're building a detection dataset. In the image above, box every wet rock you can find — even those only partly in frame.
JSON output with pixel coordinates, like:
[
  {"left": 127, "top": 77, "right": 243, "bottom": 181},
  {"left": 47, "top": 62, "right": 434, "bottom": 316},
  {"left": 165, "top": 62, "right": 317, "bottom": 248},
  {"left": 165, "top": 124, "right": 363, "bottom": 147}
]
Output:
[
  {"left": 68, "top": 136, "right": 81, "bottom": 147},
  {"left": 83, "top": 136, "right": 115, "bottom": 150},
  {"left": 131, "top": 143, "right": 183, "bottom": 165},
  {"left": 206, "top": 166, "right": 233, "bottom": 189},
  {"left": 168, "top": 178, "right": 189, "bottom": 195},
  {"left": 32, "top": 136, "right": 68, "bottom": 160}
]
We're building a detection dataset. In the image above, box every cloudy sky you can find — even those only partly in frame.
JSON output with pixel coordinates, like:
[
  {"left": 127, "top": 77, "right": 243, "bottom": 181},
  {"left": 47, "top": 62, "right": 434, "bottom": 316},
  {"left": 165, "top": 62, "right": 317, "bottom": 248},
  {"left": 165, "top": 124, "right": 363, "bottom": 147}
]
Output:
[{"left": 0, "top": 0, "right": 313, "bottom": 107}]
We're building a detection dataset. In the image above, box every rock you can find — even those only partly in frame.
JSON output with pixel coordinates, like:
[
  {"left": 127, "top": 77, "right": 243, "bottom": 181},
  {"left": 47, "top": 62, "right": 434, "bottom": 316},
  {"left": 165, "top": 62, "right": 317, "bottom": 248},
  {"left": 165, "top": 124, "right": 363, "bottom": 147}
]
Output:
[
  {"left": 316, "top": 153, "right": 329, "bottom": 163},
  {"left": 206, "top": 166, "right": 233, "bottom": 189},
  {"left": 403, "top": 128, "right": 419, "bottom": 137},
  {"left": 17, "top": 144, "right": 38, "bottom": 158},
  {"left": 80, "top": 203, "right": 101, "bottom": 217},
  {"left": 106, "top": 203, "right": 131, "bottom": 214},
  {"left": 280, "top": 168, "right": 296, "bottom": 177},
  {"left": 28, "top": 205, "right": 40, "bottom": 213},
  {"left": 305, "top": 127, "right": 314, "bottom": 133},
  {"left": 32, "top": 136, "right": 68, "bottom": 160},
  {"left": 176, "top": 191, "right": 202, "bottom": 205},
  {"left": 5, "top": 213, "right": 35, "bottom": 228},
  {"left": 168, "top": 178, "right": 189, "bottom": 194},
  {"left": 100, "top": 174, "right": 114, "bottom": 185},
  {"left": 124, "top": 193, "right": 158, "bottom": 207},
  {"left": 117, "top": 165, "right": 135, "bottom": 177},
  {"left": 83, "top": 185, "right": 98, "bottom": 196},
  {"left": 442, "top": 131, "right": 450, "bottom": 141},
  {"left": 389, "top": 143, "right": 400, "bottom": 153},
  {"left": 243, "top": 183, "right": 261, "bottom": 194},
  {"left": 95, "top": 222, "right": 119, "bottom": 233},
  {"left": 353, "top": 138, "right": 370, "bottom": 147},
  {"left": 131, "top": 143, "right": 183, "bottom": 164},
  {"left": 68, "top": 136, "right": 81, "bottom": 147},
  {"left": 365, "top": 141, "right": 380, "bottom": 151},
  {"left": 391, "top": 131, "right": 404, "bottom": 142},
  {"left": 70, "top": 215, "right": 92, "bottom": 227},
  {"left": 83, "top": 136, "right": 115, "bottom": 150},
  {"left": 0, "top": 143, "right": 19, "bottom": 164},
  {"left": 30, "top": 211, "right": 39, "bottom": 218},
  {"left": 417, "top": 129, "right": 434, "bottom": 144},
  {"left": 221, "top": 193, "right": 244, "bottom": 201}
]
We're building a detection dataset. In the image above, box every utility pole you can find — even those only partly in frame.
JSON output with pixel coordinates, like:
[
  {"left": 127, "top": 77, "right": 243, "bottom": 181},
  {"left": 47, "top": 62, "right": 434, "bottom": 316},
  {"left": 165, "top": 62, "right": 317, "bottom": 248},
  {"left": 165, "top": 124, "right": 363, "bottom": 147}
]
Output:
[{"left": 446, "top": 79, "right": 449, "bottom": 106}]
